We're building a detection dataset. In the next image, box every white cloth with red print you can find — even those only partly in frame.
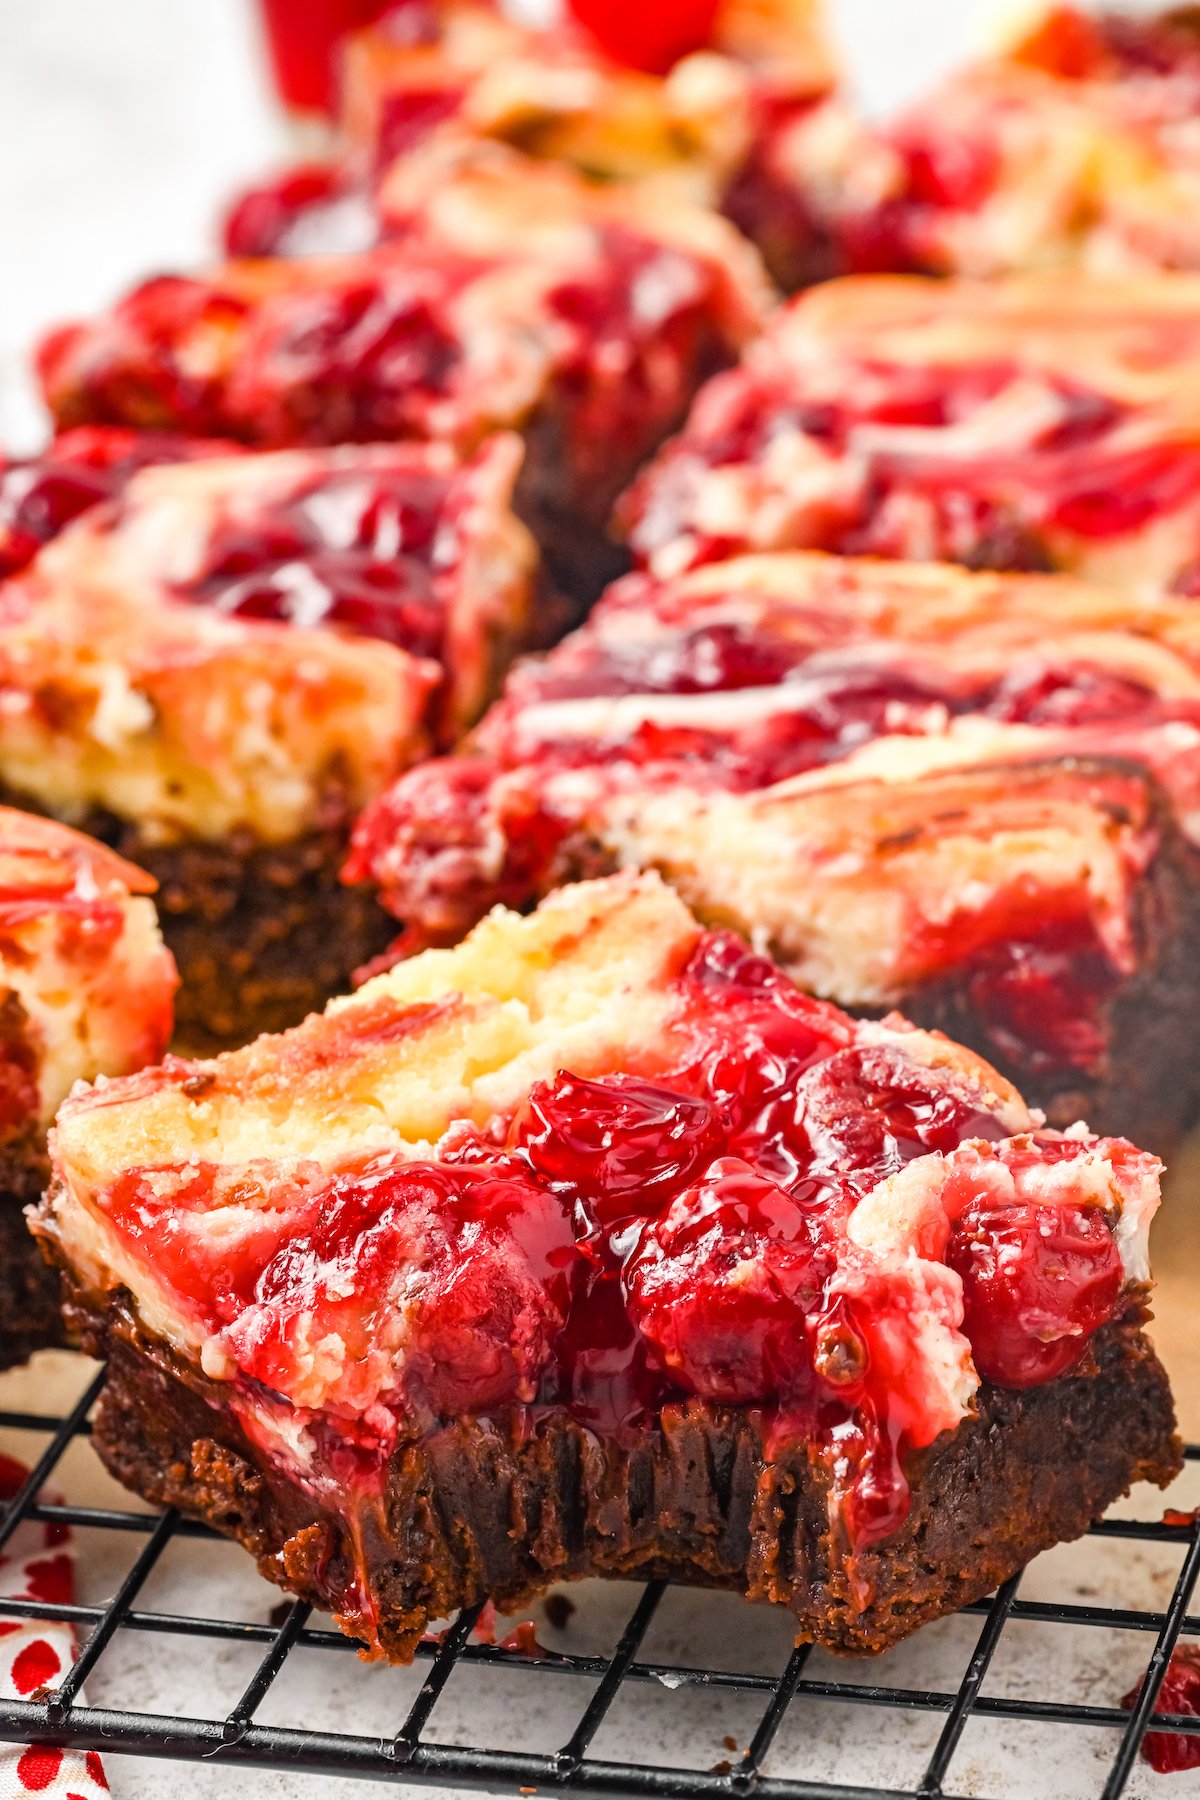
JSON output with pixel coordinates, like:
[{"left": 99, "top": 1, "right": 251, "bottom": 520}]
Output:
[{"left": 0, "top": 1453, "right": 109, "bottom": 1798}]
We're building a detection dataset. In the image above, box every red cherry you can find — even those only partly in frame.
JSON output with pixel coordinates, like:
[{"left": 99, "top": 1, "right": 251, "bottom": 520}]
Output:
[
  {"left": 623, "top": 1158, "right": 832, "bottom": 1402},
  {"left": 515, "top": 1073, "right": 719, "bottom": 1230},
  {"left": 946, "top": 1201, "right": 1123, "bottom": 1389},
  {"left": 566, "top": 0, "right": 722, "bottom": 76}
]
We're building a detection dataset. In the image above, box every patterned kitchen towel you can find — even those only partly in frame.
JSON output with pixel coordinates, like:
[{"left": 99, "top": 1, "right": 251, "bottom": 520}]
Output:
[{"left": 0, "top": 1452, "right": 109, "bottom": 1797}]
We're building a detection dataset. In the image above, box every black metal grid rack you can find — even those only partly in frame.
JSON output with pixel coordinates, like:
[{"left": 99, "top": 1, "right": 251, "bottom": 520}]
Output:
[{"left": 0, "top": 1373, "right": 1195, "bottom": 1800}]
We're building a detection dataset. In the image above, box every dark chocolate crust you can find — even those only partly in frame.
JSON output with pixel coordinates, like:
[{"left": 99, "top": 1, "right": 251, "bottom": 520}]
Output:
[
  {"left": 0, "top": 1147, "right": 62, "bottom": 1368},
  {"left": 74, "top": 1296, "right": 1180, "bottom": 1664}
]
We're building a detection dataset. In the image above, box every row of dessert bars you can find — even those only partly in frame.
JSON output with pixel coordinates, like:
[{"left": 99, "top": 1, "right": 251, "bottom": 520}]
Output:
[{"left": 2, "top": 0, "right": 1199, "bottom": 1670}]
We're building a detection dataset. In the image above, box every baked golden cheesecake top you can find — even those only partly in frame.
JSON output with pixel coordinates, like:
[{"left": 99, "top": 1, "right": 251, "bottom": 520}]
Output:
[
  {"left": 621, "top": 271, "right": 1200, "bottom": 594},
  {"left": 0, "top": 436, "right": 536, "bottom": 847},
  {"left": 42, "top": 873, "right": 1159, "bottom": 1553},
  {"left": 0, "top": 808, "right": 175, "bottom": 1137}
]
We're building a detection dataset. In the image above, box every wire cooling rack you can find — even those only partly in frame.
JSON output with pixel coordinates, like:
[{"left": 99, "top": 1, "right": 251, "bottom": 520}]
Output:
[{"left": 0, "top": 1370, "right": 1196, "bottom": 1800}]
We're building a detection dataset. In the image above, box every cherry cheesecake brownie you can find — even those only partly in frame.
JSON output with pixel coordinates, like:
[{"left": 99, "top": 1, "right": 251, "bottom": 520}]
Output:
[
  {"left": 352, "top": 553, "right": 1200, "bottom": 1145},
  {"left": 0, "top": 436, "right": 535, "bottom": 1046},
  {"left": 37, "top": 143, "right": 770, "bottom": 605},
  {"left": 223, "top": 0, "right": 837, "bottom": 292},
  {"left": 36, "top": 874, "right": 1180, "bottom": 1659},
  {"left": 622, "top": 272, "right": 1200, "bottom": 595},
  {"left": 0, "top": 808, "right": 175, "bottom": 1364}
]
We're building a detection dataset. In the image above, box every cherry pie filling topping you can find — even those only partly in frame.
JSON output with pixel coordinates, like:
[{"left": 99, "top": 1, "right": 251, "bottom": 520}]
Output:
[
  {"left": 91, "top": 930, "right": 1138, "bottom": 1567},
  {"left": 628, "top": 357, "right": 1200, "bottom": 570}
]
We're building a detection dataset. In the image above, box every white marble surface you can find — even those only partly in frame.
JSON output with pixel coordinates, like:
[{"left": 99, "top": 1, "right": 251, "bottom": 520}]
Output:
[{"left": 3, "top": 3, "right": 1200, "bottom": 1796}]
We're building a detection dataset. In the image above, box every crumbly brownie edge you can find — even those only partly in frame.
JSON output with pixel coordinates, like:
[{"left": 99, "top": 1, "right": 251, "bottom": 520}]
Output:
[
  {"left": 0, "top": 1145, "right": 63, "bottom": 1368},
  {"left": 75, "top": 1297, "right": 1181, "bottom": 1663}
]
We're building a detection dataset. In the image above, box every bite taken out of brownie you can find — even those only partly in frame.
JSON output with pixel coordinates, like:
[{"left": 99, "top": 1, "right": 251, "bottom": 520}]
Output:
[{"left": 37, "top": 874, "right": 1181, "bottom": 1660}]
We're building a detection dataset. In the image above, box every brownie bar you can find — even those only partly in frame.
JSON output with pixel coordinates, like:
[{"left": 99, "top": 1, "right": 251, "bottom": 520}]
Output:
[
  {"left": 619, "top": 273, "right": 1200, "bottom": 591},
  {"left": 82, "top": 1302, "right": 1179, "bottom": 1661},
  {"left": 354, "top": 549, "right": 1200, "bottom": 1147},
  {"left": 40, "top": 876, "right": 1177, "bottom": 1658},
  {"left": 37, "top": 146, "right": 769, "bottom": 613},
  {"left": 780, "top": 6, "right": 1200, "bottom": 283},
  {"left": 223, "top": 0, "right": 836, "bottom": 295},
  {"left": 355, "top": 752, "right": 1200, "bottom": 1147},
  {"left": 0, "top": 438, "right": 535, "bottom": 1046},
  {"left": 0, "top": 811, "right": 176, "bottom": 1361}
]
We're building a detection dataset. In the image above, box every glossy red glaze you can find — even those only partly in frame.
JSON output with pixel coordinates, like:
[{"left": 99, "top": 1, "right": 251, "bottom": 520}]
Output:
[
  {"left": 960, "top": 918, "right": 1123, "bottom": 1075},
  {"left": 517, "top": 1073, "right": 720, "bottom": 1231},
  {"left": 0, "top": 428, "right": 235, "bottom": 578},
  {"left": 354, "top": 617, "right": 1164, "bottom": 1060},
  {"left": 1122, "top": 1644, "right": 1200, "bottom": 1773},
  {"left": 175, "top": 464, "right": 453, "bottom": 655},
  {"left": 343, "top": 758, "right": 574, "bottom": 942},
  {"left": 229, "top": 267, "right": 470, "bottom": 448},
  {"left": 624, "top": 352, "right": 1200, "bottom": 572},
  {"left": 566, "top": 0, "right": 721, "bottom": 76},
  {"left": 38, "top": 277, "right": 253, "bottom": 438},
  {"left": 623, "top": 1159, "right": 834, "bottom": 1402}
]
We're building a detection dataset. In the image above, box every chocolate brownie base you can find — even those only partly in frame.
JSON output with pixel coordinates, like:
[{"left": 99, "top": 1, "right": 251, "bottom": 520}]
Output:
[
  {"left": 125, "top": 827, "right": 394, "bottom": 1051},
  {"left": 76, "top": 1298, "right": 1180, "bottom": 1663},
  {"left": 0, "top": 788, "right": 393, "bottom": 1050},
  {"left": 0, "top": 1149, "right": 62, "bottom": 1368}
]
